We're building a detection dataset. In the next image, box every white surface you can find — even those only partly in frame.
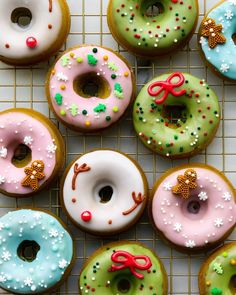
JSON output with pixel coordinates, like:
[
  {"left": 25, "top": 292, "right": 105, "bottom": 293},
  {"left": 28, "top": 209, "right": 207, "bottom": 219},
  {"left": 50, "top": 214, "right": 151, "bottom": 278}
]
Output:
[{"left": 0, "top": 0, "right": 235, "bottom": 294}]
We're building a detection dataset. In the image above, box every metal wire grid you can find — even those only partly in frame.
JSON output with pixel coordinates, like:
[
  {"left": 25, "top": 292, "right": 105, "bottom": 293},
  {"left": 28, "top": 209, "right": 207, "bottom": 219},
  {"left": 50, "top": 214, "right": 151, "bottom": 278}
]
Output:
[{"left": 0, "top": 0, "right": 236, "bottom": 294}]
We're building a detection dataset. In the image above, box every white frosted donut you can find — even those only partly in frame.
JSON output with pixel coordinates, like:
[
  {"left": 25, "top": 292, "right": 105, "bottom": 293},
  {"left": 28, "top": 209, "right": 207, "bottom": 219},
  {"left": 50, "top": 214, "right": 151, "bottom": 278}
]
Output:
[
  {"left": 61, "top": 150, "right": 148, "bottom": 235},
  {"left": 0, "top": 0, "right": 70, "bottom": 65}
]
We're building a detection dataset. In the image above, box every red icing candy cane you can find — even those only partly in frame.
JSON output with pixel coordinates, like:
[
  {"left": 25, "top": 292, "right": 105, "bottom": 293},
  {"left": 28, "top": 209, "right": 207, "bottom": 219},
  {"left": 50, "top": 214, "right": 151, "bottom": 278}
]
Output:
[
  {"left": 147, "top": 72, "right": 186, "bottom": 104},
  {"left": 108, "top": 250, "right": 152, "bottom": 279}
]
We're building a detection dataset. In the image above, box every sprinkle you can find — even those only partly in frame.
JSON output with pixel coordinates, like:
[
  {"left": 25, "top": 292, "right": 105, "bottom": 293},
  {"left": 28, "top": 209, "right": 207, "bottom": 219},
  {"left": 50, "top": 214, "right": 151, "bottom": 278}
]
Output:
[
  {"left": 77, "top": 57, "right": 83, "bottom": 63},
  {"left": 85, "top": 121, "right": 91, "bottom": 126},
  {"left": 103, "top": 55, "right": 108, "bottom": 61},
  {"left": 124, "top": 71, "right": 129, "bottom": 77},
  {"left": 112, "top": 106, "right": 119, "bottom": 113},
  {"left": 60, "top": 110, "right": 66, "bottom": 116}
]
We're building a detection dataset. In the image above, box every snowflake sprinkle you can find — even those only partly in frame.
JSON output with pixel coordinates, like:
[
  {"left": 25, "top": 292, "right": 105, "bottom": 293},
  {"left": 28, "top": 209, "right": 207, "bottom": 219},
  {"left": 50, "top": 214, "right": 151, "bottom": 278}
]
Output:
[
  {"left": 0, "top": 175, "right": 5, "bottom": 185},
  {"left": 59, "top": 259, "right": 68, "bottom": 269},
  {"left": 173, "top": 223, "right": 182, "bottom": 233},
  {"left": 24, "top": 136, "right": 33, "bottom": 146},
  {"left": 222, "top": 192, "right": 231, "bottom": 201},
  {"left": 49, "top": 229, "right": 59, "bottom": 238},
  {"left": 198, "top": 191, "right": 208, "bottom": 201},
  {"left": 0, "top": 223, "right": 4, "bottom": 231},
  {"left": 185, "top": 240, "right": 196, "bottom": 248},
  {"left": 225, "top": 9, "right": 234, "bottom": 20},
  {"left": 220, "top": 63, "right": 230, "bottom": 73},
  {"left": 33, "top": 213, "right": 42, "bottom": 220},
  {"left": 1, "top": 251, "right": 11, "bottom": 261},
  {"left": 230, "top": 0, "right": 236, "bottom": 5},
  {"left": 0, "top": 147, "right": 7, "bottom": 159},
  {"left": 24, "top": 277, "right": 33, "bottom": 287},
  {"left": 46, "top": 143, "right": 57, "bottom": 154},
  {"left": 56, "top": 72, "right": 68, "bottom": 82},
  {"left": 214, "top": 218, "right": 224, "bottom": 228},
  {"left": 163, "top": 182, "right": 172, "bottom": 191},
  {"left": 0, "top": 275, "right": 6, "bottom": 283}
]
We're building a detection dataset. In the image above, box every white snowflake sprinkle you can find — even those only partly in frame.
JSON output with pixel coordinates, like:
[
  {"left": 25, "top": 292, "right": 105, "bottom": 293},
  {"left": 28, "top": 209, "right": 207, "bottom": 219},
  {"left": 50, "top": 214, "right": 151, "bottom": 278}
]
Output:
[
  {"left": 59, "top": 259, "right": 68, "bottom": 269},
  {"left": 0, "top": 147, "right": 7, "bottom": 159},
  {"left": 173, "top": 223, "right": 182, "bottom": 233},
  {"left": 0, "top": 175, "right": 5, "bottom": 185},
  {"left": 163, "top": 182, "right": 172, "bottom": 191},
  {"left": 222, "top": 192, "right": 231, "bottom": 201},
  {"left": 225, "top": 9, "right": 234, "bottom": 19},
  {"left": 33, "top": 213, "right": 42, "bottom": 220},
  {"left": 49, "top": 229, "right": 59, "bottom": 238},
  {"left": 24, "top": 277, "right": 33, "bottom": 287},
  {"left": 1, "top": 251, "right": 11, "bottom": 261},
  {"left": 0, "top": 275, "right": 6, "bottom": 283},
  {"left": 198, "top": 191, "right": 208, "bottom": 201},
  {"left": 214, "top": 218, "right": 224, "bottom": 228},
  {"left": 220, "top": 63, "right": 230, "bottom": 73},
  {"left": 46, "top": 143, "right": 57, "bottom": 154},
  {"left": 185, "top": 240, "right": 196, "bottom": 248},
  {"left": 56, "top": 72, "right": 68, "bottom": 82},
  {"left": 24, "top": 136, "right": 33, "bottom": 146},
  {"left": 230, "top": 0, "right": 236, "bottom": 5},
  {"left": 199, "top": 36, "right": 207, "bottom": 46},
  {"left": 0, "top": 223, "right": 4, "bottom": 231}
]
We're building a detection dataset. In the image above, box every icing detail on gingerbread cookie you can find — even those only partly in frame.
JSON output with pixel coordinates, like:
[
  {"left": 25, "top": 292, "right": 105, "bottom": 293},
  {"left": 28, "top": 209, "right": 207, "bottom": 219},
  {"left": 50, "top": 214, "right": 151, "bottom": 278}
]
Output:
[
  {"left": 72, "top": 163, "right": 91, "bottom": 190},
  {"left": 152, "top": 165, "right": 236, "bottom": 250},
  {"left": 133, "top": 72, "right": 220, "bottom": 158},
  {"left": 21, "top": 160, "right": 45, "bottom": 191},
  {"left": 108, "top": 250, "right": 152, "bottom": 279},
  {"left": 62, "top": 150, "right": 147, "bottom": 235},
  {"left": 171, "top": 169, "right": 197, "bottom": 199},
  {"left": 199, "top": 0, "right": 236, "bottom": 80},
  {"left": 0, "top": 209, "right": 73, "bottom": 294},
  {"left": 47, "top": 46, "right": 134, "bottom": 131}
]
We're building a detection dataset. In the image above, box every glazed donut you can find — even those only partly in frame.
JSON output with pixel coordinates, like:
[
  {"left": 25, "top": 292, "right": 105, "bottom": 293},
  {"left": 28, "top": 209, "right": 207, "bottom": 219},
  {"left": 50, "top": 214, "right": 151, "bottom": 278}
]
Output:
[
  {"left": 133, "top": 72, "right": 221, "bottom": 158},
  {"left": 79, "top": 241, "right": 168, "bottom": 295},
  {"left": 0, "top": 209, "right": 74, "bottom": 294},
  {"left": 0, "top": 0, "right": 70, "bottom": 66},
  {"left": 46, "top": 45, "right": 135, "bottom": 132},
  {"left": 107, "top": 0, "right": 198, "bottom": 57},
  {"left": 61, "top": 150, "right": 148, "bottom": 235},
  {"left": 199, "top": 0, "right": 236, "bottom": 81},
  {"left": 0, "top": 108, "right": 65, "bottom": 197},
  {"left": 151, "top": 164, "right": 236, "bottom": 253},
  {"left": 199, "top": 242, "right": 236, "bottom": 295}
]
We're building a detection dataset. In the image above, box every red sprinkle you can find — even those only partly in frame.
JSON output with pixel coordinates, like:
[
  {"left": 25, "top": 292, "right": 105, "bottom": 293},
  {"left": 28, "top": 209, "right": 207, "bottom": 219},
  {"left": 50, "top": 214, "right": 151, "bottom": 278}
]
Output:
[
  {"left": 26, "top": 37, "right": 37, "bottom": 49},
  {"left": 72, "top": 198, "right": 76, "bottom": 203},
  {"left": 81, "top": 211, "right": 92, "bottom": 222}
]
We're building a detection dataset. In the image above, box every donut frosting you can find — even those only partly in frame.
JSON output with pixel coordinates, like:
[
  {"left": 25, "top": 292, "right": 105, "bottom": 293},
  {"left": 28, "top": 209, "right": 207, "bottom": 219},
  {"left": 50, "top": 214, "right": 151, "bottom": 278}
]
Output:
[
  {"left": 79, "top": 242, "right": 167, "bottom": 295},
  {"left": 0, "top": 0, "right": 68, "bottom": 62},
  {"left": 133, "top": 72, "right": 220, "bottom": 158},
  {"left": 199, "top": 242, "right": 236, "bottom": 295},
  {"left": 47, "top": 46, "right": 134, "bottom": 131},
  {"left": 0, "top": 110, "right": 58, "bottom": 195},
  {"left": 62, "top": 150, "right": 147, "bottom": 235},
  {"left": 152, "top": 165, "right": 236, "bottom": 250},
  {"left": 108, "top": 0, "right": 198, "bottom": 56},
  {"left": 199, "top": 0, "right": 236, "bottom": 80},
  {"left": 0, "top": 209, "right": 73, "bottom": 294}
]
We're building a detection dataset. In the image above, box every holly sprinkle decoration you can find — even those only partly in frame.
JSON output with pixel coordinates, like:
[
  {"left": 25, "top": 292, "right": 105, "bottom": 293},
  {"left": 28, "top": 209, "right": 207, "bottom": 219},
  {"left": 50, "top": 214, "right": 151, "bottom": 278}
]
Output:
[
  {"left": 171, "top": 169, "right": 197, "bottom": 199},
  {"left": 201, "top": 18, "right": 226, "bottom": 49},
  {"left": 21, "top": 160, "right": 45, "bottom": 191}
]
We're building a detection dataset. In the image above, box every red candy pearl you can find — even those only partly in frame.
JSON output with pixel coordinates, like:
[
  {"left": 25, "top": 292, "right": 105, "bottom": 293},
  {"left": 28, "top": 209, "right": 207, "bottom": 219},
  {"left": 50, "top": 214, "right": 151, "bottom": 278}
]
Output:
[
  {"left": 26, "top": 37, "right": 37, "bottom": 49},
  {"left": 81, "top": 211, "right": 92, "bottom": 222}
]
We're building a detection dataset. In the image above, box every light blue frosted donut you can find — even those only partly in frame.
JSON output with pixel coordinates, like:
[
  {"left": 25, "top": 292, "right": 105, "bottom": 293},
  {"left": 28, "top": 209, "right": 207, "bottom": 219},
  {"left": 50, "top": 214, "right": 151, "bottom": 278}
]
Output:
[
  {"left": 199, "top": 0, "right": 236, "bottom": 80},
  {"left": 0, "top": 209, "right": 74, "bottom": 294}
]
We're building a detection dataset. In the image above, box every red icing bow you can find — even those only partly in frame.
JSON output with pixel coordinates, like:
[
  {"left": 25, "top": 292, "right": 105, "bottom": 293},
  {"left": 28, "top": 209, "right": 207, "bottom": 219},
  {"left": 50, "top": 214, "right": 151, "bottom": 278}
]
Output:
[
  {"left": 148, "top": 72, "right": 186, "bottom": 104},
  {"left": 108, "top": 250, "right": 152, "bottom": 279}
]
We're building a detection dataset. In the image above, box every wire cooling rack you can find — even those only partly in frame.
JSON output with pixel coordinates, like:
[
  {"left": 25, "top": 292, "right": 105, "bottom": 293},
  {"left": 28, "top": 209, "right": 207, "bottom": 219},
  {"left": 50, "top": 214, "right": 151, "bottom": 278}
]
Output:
[{"left": 0, "top": 0, "right": 236, "bottom": 294}]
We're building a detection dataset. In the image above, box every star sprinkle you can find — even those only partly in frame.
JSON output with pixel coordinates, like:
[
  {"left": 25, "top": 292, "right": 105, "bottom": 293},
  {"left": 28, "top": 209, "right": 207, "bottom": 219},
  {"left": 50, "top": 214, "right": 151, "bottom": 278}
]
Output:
[
  {"left": 21, "top": 160, "right": 45, "bottom": 191},
  {"left": 171, "top": 169, "right": 197, "bottom": 199},
  {"left": 201, "top": 18, "right": 226, "bottom": 49}
]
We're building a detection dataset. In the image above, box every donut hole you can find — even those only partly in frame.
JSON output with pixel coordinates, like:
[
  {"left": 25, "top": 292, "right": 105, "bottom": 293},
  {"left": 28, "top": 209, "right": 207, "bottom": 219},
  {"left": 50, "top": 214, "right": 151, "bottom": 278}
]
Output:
[
  {"left": 98, "top": 185, "right": 113, "bottom": 203},
  {"left": 232, "top": 33, "right": 236, "bottom": 45},
  {"left": 145, "top": 2, "right": 164, "bottom": 17},
  {"left": 17, "top": 240, "right": 40, "bottom": 262},
  {"left": 117, "top": 278, "right": 131, "bottom": 293},
  {"left": 230, "top": 275, "right": 236, "bottom": 292},
  {"left": 74, "top": 72, "right": 111, "bottom": 99},
  {"left": 181, "top": 195, "right": 208, "bottom": 220},
  {"left": 11, "top": 7, "right": 32, "bottom": 28},
  {"left": 12, "top": 144, "right": 32, "bottom": 168},
  {"left": 162, "top": 104, "right": 187, "bottom": 128}
]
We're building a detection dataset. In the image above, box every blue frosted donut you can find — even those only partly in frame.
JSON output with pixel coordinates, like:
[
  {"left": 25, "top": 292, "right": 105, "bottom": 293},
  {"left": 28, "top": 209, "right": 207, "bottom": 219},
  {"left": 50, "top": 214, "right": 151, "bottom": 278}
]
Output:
[
  {"left": 199, "top": 0, "right": 236, "bottom": 80},
  {"left": 0, "top": 209, "right": 74, "bottom": 294}
]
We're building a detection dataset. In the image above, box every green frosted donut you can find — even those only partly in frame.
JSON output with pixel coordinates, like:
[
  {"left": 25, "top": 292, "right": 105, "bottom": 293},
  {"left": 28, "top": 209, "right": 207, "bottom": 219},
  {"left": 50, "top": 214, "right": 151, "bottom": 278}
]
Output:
[
  {"left": 133, "top": 72, "right": 221, "bottom": 158},
  {"left": 199, "top": 242, "right": 236, "bottom": 295},
  {"left": 79, "top": 241, "right": 168, "bottom": 295},
  {"left": 107, "top": 0, "right": 198, "bottom": 57}
]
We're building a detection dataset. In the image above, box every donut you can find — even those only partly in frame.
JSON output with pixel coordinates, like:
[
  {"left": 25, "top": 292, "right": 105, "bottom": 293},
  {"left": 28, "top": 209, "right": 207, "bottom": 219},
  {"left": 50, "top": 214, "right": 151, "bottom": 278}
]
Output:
[
  {"left": 0, "top": 108, "right": 65, "bottom": 197},
  {"left": 46, "top": 45, "right": 135, "bottom": 132},
  {"left": 107, "top": 0, "right": 198, "bottom": 58},
  {"left": 0, "top": 209, "right": 74, "bottom": 294},
  {"left": 0, "top": 0, "right": 70, "bottom": 66},
  {"left": 199, "top": 0, "right": 236, "bottom": 81},
  {"left": 199, "top": 242, "right": 236, "bottom": 295},
  {"left": 79, "top": 241, "right": 168, "bottom": 295},
  {"left": 61, "top": 149, "right": 148, "bottom": 235},
  {"left": 150, "top": 163, "right": 236, "bottom": 253},
  {"left": 133, "top": 72, "right": 221, "bottom": 158}
]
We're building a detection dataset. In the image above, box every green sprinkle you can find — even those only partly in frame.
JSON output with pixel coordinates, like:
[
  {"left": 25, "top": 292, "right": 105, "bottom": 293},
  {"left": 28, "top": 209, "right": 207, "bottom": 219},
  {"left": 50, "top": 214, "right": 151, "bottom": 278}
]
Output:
[
  {"left": 60, "top": 109, "right": 66, "bottom": 116},
  {"left": 108, "top": 62, "right": 118, "bottom": 72},
  {"left": 94, "top": 104, "right": 106, "bottom": 113},
  {"left": 106, "top": 116, "right": 111, "bottom": 121},
  {"left": 210, "top": 288, "right": 222, "bottom": 295},
  {"left": 93, "top": 48, "right": 98, "bottom": 53},
  {"left": 77, "top": 57, "right": 83, "bottom": 63},
  {"left": 82, "top": 110, "right": 87, "bottom": 115},
  {"left": 179, "top": 147, "right": 184, "bottom": 152},
  {"left": 174, "top": 135, "right": 178, "bottom": 140},
  {"left": 222, "top": 252, "right": 228, "bottom": 258},
  {"left": 87, "top": 54, "right": 98, "bottom": 66},
  {"left": 55, "top": 93, "right": 63, "bottom": 105},
  {"left": 70, "top": 104, "right": 78, "bottom": 117},
  {"left": 114, "top": 90, "right": 124, "bottom": 99},
  {"left": 112, "top": 106, "right": 119, "bottom": 113},
  {"left": 111, "top": 74, "right": 116, "bottom": 79},
  {"left": 61, "top": 56, "right": 70, "bottom": 67},
  {"left": 213, "top": 263, "right": 223, "bottom": 275},
  {"left": 114, "top": 83, "right": 123, "bottom": 92},
  {"left": 152, "top": 129, "right": 157, "bottom": 134}
]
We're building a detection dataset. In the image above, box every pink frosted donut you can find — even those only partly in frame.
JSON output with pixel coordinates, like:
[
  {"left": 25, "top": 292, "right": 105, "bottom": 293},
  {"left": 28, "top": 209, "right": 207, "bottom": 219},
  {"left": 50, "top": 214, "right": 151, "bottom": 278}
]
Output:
[
  {"left": 151, "top": 164, "right": 236, "bottom": 252},
  {"left": 0, "top": 108, "right": 65, "bottom": 197},
  {"left": 46, "top": 45, "right": 135, "bottom": 132}
]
